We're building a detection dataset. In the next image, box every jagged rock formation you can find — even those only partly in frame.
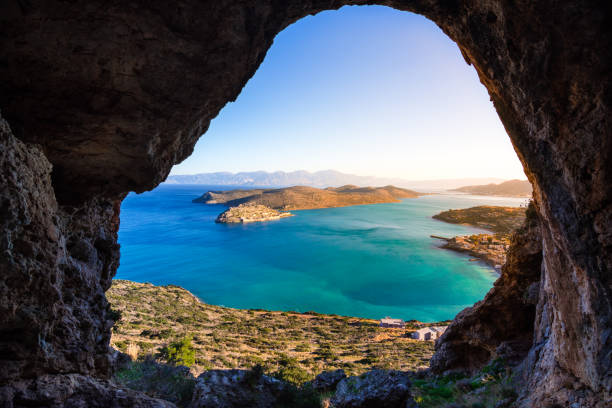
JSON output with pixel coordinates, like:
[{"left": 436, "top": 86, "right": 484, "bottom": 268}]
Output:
[
  {"left": 0, "top": 117, "right": 124, "bottom": 392},
  {"left": 430, "top": 204, "right": 542, "bottom": 373},
  {"left": 309, "top": 370, "right": 347, "bottom": 393},
  {"left": 0, "top": 375, "right": 175, "bottom": 408},
  {"left": 188, "top": 370, "right": 288, "bottom": 408},
  {"left": 330, "top": 370, "right": 416, "bottom": 408},
  {"left": 0, "top": 1, "right": 610, "bottom": 406}
]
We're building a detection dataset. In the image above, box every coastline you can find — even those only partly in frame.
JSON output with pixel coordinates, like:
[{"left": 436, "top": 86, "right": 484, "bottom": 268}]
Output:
[
  {"left": 108, "top": 280, "right": 439, "bottom": 376},
  {"left": 431, "top": 235, "right": 504, "bottom": 274}
]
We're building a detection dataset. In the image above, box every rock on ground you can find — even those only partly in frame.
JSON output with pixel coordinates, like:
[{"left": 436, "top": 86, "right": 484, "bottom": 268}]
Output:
[
  {"left": 188, "top": 369, "right": 288, "bottom": 408},
  {"left": 0, "top": 374, "right": 175, "bottom": 408},
  {"left": 330, "top": 370, "right": 416, "bottom": 408},
  {"left": 309, "top": 369, "right": 347, "bottom": 393}
]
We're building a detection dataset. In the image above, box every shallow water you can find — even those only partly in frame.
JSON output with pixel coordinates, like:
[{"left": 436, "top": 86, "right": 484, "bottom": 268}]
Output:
[{"left": 116, "top": 184, "right": 526, "bottom": 322}]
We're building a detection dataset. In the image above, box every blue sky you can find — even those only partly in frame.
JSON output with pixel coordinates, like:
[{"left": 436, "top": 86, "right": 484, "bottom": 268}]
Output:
[{"left": 171, "top": 5, "right": 525, "bottom": 180}]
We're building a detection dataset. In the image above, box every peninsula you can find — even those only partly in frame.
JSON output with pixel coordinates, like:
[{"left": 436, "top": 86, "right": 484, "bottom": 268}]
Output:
[
  {"left": 450, "top": 179, "right": 532, "bottom": 197},
  {"left": 432, "top": 205, "right": 527, "bottom": 269},
  {"left": 194, "top": 185, "right": 422, "bottom": 211}
]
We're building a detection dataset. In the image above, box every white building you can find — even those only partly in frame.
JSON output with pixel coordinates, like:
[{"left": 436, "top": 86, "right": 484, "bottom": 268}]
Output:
[
  {"left": 411, "top": 326, "right": 448, "bottom": 341},
  {"left": 379, "top": 317, "right": 405, "bottom": 328},
  {"left": 411, "top": 327, "right": 436, "bottom": 340}
]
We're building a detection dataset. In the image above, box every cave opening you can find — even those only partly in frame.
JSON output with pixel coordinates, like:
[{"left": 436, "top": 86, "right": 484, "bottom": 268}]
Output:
[
  {"left": 111, "top": 5, "right": 531, "bottom": 377},
  {"left": 0, "top": 1, "right": 609, "bottom": 406}
]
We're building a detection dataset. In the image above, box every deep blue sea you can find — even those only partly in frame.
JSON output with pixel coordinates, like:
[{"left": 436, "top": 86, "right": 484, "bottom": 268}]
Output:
[{"left": 115, "top": 184, "right": 526, "bottom": 322}]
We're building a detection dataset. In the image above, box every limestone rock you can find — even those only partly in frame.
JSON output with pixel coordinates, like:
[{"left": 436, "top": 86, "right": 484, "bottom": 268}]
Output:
[
  {"left": 0, "top": 374, "right": 175, "bottom": 408},
  {"left": 330, "top": 370, "right": 415, "bottom": 408},
  {"left": 309, "top": 369, "right": 347, "bottom": 393},
  {"left": 188, "top": 369, "right": 288, "bottom": 408},
  {"left": 0, "top": 115, "right": 121, "bottom": 382}
]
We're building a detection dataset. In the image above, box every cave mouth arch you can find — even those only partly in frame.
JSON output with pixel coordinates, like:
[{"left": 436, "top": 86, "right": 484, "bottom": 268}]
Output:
[
  {"left": 117, "top": 4, "right": 527, "bottom": 326},
  {"left": 0, "top": 1, "right": 610, "bottom": 407}
]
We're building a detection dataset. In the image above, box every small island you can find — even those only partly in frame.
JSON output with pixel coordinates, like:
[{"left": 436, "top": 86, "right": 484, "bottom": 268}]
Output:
[
  {"left": 215, "top": 203, "right": 293, "bottom": 223},
  {"left": 432, "top": 205, "right": 527, "bottom": 270}
]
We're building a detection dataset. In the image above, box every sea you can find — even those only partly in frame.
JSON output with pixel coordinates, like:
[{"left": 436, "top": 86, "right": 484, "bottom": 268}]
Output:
[{"left": 115, "top": 184, "right": 527, "bottom": 322}]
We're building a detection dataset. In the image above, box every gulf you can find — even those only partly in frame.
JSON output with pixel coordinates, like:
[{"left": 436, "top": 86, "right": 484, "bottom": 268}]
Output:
[{"left": 115, "top": 184, "right": 526, "bottom": 322}]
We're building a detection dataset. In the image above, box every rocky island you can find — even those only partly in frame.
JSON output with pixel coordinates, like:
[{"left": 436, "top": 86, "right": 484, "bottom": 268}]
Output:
[
  {"left": 215, "top": 203, "right": 293, "bottom": 223},
  {"left": 195, "top": 185, "right": 422, "bottom": 211},
  {"left": 432, "top": 205, "right": 528, "bottom": 269}
]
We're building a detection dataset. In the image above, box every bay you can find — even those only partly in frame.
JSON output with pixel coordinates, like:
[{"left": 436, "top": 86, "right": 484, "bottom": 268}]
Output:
[{"left": 115, "top": 184, "right": 526, "bottom": 322}]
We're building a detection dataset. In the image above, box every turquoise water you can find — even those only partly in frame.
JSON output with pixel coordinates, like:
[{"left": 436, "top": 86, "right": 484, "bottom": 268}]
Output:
[{"left": 116, "top": 185, "right": 525, "bottom": 322}]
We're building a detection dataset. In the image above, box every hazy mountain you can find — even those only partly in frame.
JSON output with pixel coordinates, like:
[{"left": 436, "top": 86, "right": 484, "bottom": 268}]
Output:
[
  {"left": 451, "top": 179, "right": 532, "bottom": 197},
  {"left": 165, "top": 170, "right": 506, "bottom": 191}
]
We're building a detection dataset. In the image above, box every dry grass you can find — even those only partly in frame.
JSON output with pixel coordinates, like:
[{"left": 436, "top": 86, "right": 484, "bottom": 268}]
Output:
[{"left": 107, "top": 280, "right": 437, "bottom": 378}]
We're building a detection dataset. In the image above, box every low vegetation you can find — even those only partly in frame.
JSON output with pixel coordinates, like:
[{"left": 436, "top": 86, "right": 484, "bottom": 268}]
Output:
[
  {"left": 193, "top": 185, "right": 421, "bottom": 210},
  {"left": 108, "top": 280, "right": 519, "bottom": 407},
  {"left": 107, "top": 280, "right": 436, "bottom": 380},
  {"left": 432, "top": 206, "right": 526, "bottom": 235},
  {"left": 432, "top": 205, "right": 528, "bottom": 267},
  {"left": 411, "top": 359, "right": 518, "bottom": 408},
  {"left": 450, "top": 179, "right": 532, "bottom": 198}
]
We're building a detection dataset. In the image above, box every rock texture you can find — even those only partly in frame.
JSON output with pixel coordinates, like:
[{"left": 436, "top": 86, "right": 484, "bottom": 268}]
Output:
[
  {"left": 188, "top": 369, "right": 288, "bottom": 408},
  {"left": 330, "top": 370, "right": 416, "bottom": 408},
  {"left": 0, "top": 116, "right": 122, "bottom": 381},
  {"left": 215, "top": 204, "right": 293, "bottom": 223},
  {"left": 0, "top": 116, "right": 162, "bottom": 405},
  {"left": 0, "top": 374, "right": 176, "bottom": 408},
  {"left": 0, "top": 1, "right": 610, "bottom": 406},
  {"left": 309, "top": 369, "right": 347, "bottom": 393},
  {"left": 431, "top": 203, "right": 542, "bottom": 373}
]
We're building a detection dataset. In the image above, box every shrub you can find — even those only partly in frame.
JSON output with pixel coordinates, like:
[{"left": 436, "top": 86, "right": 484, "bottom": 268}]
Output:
[
  {"left": 294, "top": 343, "right": 311, "bottom": 352},
  {"left": 275, "top": 384, "right": 322, "bottom": 408},
  {"left": 114, "top": 359, "right": 195, "bottom": 407},
  {"left": 160, "top": 336, "right": 196, "bottom": 367},
  {"left": 273, "top": 355, "right": 313, "bottom": 386},
  {"left": 113, "top": 340, "right": 128, "bottom": 352}
]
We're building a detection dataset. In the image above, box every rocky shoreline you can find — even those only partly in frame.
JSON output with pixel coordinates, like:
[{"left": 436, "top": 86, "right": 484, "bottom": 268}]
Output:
[
  {"left": 431, "top": 206, "right": 525, "bottom": 272},
  {"left": 431, "top": 235, "right": 508, "bottom": 272}
]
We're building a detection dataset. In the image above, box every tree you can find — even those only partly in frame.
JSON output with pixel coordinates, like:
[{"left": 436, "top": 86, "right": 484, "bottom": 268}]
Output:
[{"left": 160, "top": 336, "right": 196, "bottom": 367}]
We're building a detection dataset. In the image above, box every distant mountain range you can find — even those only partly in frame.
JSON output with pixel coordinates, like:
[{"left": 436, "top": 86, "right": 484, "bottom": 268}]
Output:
[
  {"left": 451, "top": 179, "right": 532, "bottom": 197},
  {"left": 165, "top": 170, "right": 508, "bottom": 191}
]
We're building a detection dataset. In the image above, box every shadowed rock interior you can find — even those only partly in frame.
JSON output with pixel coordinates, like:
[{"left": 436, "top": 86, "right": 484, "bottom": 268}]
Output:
[{"left": 0, "top": 1, "right": 610, "bottom": 407}]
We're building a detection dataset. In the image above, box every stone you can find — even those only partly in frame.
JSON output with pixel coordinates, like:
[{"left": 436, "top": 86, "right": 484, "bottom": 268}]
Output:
[
  {"left": 0, "top": 115, "right": 121, "bottom": 384},
  {"left": 188, "top": 369, "right": 288, "bottom": 408},
  {"left": 0, "top": 374, "right": 176, "bottom": 408},
  {"left": 309, "top": 369, "right": 347, "bottom": 393},
  {"left": 330, "top": 370, "right": 415, "bottom": 408}
]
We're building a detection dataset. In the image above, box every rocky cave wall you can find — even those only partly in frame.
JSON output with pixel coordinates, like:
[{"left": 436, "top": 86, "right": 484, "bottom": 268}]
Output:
[{"left": 0, "top": 1, "right": 610, "bottom": 407}]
